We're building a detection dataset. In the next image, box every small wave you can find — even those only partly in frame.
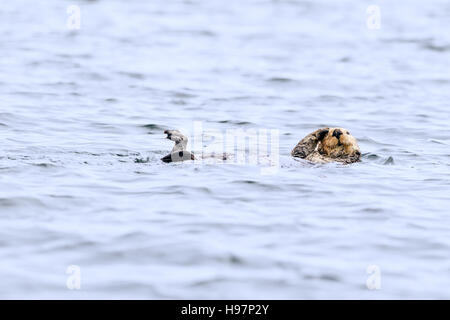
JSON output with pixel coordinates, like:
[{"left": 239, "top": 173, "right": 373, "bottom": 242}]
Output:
[
  {"left": 303, "top": 273, "right": 341, "bottom": 282},
  {"left": 141, "top": 124, "right": 166, "bottom": 133},
  {"left": 318, "top": 95, "right": 344, "bottom": 102},
  {"left": 118, "top": 71, "right": 146, "bottom": 79},
  {"left": 152, "top": 186, "right": 187, "bottom": 195},
  {"left": 170, "top": 91, "right": 197, "bottom": 99},
  {"left": 361, "top": 207, "right": 385, "bottom": 213},
  {"left": 57, "top": 53, "right": 92, "bottom": 59},
  {"left": 422, "top": 43, "right": 450, "bottom": 52},
  {"left": 383, "top": 37, "right": 432, "bottom": 44},
  {"left": 72, "top": 151, "right": 103, "bottom": 157},
  {"left": 163, "top": 29, "right": 216, "bottom": 37},
  {"left": 135, "top": 157, "right": 150, "bottom": 163},
  {"left": 428, "top": 139, "right": 448, "bottom": 145},
  {"left": 363, "top": 153, "right": 380, "bottom": 160},
  {"left": 42, "top": 81, "right": 78, "bottom": 87},
  {"left": 171, "top": 99, "right": 187, "bottom": 105},
  {"left": 383, "top": 156, "right": 395, "bottom": 165},
  {"left": 115, "top": 152, "right": 139, "bottom": 157},
  {"left": 9, "top": 91, "right": 58, "bottom": 97},
  {"left": 266, "top": 77, "right": 294, "bottom": 83},
  {"left": 0, "top": 197, "right": 45, "bottom": 208},
  {"left": 32, "top": 163, "right": 59, "bottom": 168},
  {"left": 216, "top": 120, "right": 253, "bottom": 126},
  {"left": 358, "top": 137, "right": 395, "bottom": 146},
  {"left": 400, "top": 150, "right": 420, "bottom": 157},
  {"left": 236, "top": 180, "right": 257, "bottom": 184},
  {"left": 233, "top": 180, "right": 281, "bottom": 190},
  {"left": 362, "top": 153, "right": 395, "bottom": 165},
  {"left": 91, "top": 122, "right": 123, "bottom": 133},
  {"left": 338, "top": 56, "right": 351, "bottom": 63},
  {"left": 210, "top": 95, "right": 261, "bottom": 104}
]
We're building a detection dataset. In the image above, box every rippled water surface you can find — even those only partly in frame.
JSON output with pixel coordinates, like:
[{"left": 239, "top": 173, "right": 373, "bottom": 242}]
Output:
[{"left": 1, "top": 0, "right": 450, "bottom": 299}]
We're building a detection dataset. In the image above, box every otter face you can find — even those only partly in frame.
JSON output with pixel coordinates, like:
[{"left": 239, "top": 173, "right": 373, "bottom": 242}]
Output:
[{"left": 318, "top": 128, "right": 361, "bottom": 160}]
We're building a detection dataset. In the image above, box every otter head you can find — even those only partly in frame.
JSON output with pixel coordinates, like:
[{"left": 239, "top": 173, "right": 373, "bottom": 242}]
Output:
[{"left": 317, "top": 128, "right": 361, "bottom": 161}]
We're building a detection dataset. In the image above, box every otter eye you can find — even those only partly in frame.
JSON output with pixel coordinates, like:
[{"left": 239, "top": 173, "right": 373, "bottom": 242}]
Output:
[{"left": 346, "top": 131, "right": 350, "bottom": 135}]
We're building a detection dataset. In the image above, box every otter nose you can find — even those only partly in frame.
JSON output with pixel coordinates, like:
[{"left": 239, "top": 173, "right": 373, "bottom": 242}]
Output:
[{"left": 332, "top": 129, "right": 342, "bottom": 140}]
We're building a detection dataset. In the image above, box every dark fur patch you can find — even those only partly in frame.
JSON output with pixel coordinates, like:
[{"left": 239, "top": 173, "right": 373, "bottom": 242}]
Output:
[
  {"left": 317, "top": 129, "right": 329, "bottom": 141},
  {"left": 332, "top": 129, "right": 342, "bottom": 140}
]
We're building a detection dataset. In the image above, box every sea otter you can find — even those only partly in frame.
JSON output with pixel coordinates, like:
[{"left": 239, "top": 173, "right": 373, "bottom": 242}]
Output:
[
  {"left": 291, "top": 127, "right": 361, "bottom": 164},
  {"left": 161, "top": 130, "right": 227, "bottom": 163}
]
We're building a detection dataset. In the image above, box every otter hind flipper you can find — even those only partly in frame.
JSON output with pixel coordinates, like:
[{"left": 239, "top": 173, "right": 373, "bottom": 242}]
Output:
[
  {"left": 162, "top": 130, "right": 195, "bottom": 163},
  {"left": 164, "top": 130, "right": 188, "bottom": 153}
]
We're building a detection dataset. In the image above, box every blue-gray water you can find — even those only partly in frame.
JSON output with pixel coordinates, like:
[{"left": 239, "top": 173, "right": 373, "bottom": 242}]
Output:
[{"left": 1, "top": 0, "right": 449, "bottom": 299}]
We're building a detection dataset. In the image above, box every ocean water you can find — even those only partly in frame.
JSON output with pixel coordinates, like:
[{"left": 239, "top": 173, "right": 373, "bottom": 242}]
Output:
[{"left": 1, "top": 0, "right": 449, "bottom": 299}]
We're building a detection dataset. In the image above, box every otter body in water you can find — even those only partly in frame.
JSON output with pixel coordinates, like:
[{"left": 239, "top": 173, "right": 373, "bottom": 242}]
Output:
[
  {"left": 161, "top": 127, "right": 361, "bottom": 164},
  {"left": 291, "top": 127, "right": 361, "bottom": 164}
]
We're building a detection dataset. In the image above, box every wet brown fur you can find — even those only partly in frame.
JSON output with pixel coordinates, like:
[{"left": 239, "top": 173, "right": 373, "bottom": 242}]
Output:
[{"left": 291, "top": 127, "right": 361, "bottom": 164}]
